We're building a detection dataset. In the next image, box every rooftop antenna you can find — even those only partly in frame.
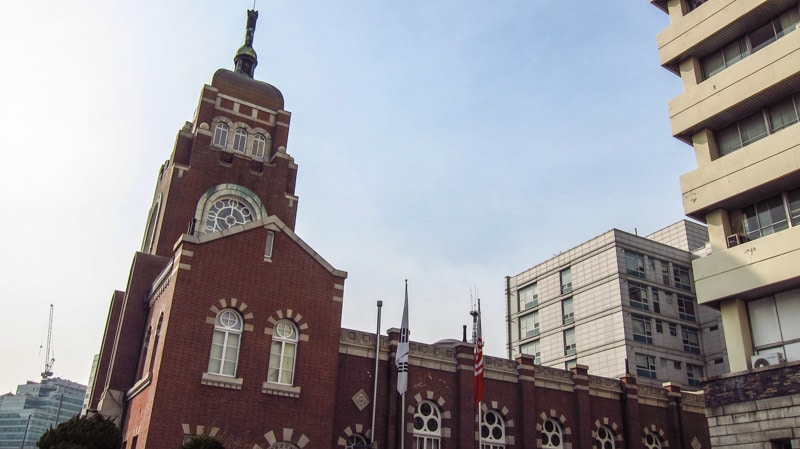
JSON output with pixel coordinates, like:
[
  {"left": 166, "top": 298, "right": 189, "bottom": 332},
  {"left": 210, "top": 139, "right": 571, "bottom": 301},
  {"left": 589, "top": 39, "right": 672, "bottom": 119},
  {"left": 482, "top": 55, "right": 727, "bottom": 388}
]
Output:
[
  {"left": 41, "top": 304, "right": 54, "bottom": 379},
  {"left": 469, "top": 287, "right": 479, "bottom": 344}
]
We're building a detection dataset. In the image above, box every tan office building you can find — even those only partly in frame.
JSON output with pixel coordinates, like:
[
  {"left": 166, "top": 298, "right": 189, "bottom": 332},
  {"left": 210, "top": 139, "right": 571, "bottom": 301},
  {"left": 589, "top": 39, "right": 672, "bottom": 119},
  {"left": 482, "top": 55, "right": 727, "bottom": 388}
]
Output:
[
  {"left": 505, "top": 221, "right": 727, "bottom": 390},
  {"left": 652, "top": 0, "right": 800, "bottom": 447}
]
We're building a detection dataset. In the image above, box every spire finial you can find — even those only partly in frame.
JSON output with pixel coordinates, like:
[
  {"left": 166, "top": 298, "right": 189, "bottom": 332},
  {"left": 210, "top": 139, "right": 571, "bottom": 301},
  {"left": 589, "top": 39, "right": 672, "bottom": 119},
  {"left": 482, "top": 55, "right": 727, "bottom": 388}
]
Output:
[{"left": 234, "top": 9, "right": 259, "bottom": 78}]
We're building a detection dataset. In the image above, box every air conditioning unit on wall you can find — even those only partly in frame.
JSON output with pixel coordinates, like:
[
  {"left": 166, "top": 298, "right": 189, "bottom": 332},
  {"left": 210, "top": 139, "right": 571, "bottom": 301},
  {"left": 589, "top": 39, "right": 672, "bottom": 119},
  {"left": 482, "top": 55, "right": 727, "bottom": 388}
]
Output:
[
  {"left": 726, "top": 233, "right": 747, "bottom": 248},
  {"left": 751, "top": 352, "right": 785, "bottom": 368}
]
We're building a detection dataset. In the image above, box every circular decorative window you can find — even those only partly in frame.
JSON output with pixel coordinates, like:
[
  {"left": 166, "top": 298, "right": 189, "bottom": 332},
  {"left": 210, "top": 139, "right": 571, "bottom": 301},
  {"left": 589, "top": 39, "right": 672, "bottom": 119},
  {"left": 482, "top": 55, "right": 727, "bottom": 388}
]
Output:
[
  {"left": 481, "top": 409, "right": 505, "bottom": 445},
  {"left": 542, "top": 418, "right": 562, "bottom": 448},
  {"left": 413, "top": 401, "right": 440, "bottom": 434},
  {"left": 595, "top": 425, "right": 615, "bottom": 449},
  {"left": 204, "top": 198, "right": 253, "bottom": 233},
  {"left": 345, "top": 434, "right": 368, "bottom": 449},
  {"left": 644, "top": 432, "right": 662, "bottom": 449},
  {"left": 216, "top": 310, "right": 242, "bottom": 330},
  {"left": 275, "top": 320, "right": 297, "bottom": 339}
]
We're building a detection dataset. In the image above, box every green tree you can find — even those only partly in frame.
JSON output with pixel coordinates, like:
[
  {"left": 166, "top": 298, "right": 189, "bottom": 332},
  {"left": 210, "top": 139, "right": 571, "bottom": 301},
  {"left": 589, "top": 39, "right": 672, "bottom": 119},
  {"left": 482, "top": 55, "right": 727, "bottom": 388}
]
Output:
[
  {"left": 181, "top": 435, "right": 225, "bottom": 449},
  {"left": 37, "top": 414, "right": 122, "bottom": 449}
]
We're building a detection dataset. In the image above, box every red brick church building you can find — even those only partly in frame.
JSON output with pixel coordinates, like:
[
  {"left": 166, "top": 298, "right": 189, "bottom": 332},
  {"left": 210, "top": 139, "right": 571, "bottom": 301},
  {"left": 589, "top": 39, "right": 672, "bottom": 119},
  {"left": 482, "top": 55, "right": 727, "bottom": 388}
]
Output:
[{"left": 86, "top": 10, "right": 711, "bottom": 449}]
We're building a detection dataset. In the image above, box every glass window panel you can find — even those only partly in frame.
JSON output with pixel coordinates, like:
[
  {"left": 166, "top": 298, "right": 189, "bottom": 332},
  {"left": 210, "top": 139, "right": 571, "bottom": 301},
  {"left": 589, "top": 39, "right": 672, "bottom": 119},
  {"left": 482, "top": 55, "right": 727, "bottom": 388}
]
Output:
[
  {"left": 785, "top": 342, "right": 800, "bottom": 362},
  {"left": 750, "top": 21, "right": 777, "bottom": 53},
  {"left": 625, "top": 251, "right": 645, "bottom": 278},
  {"left": 560, "top": 268, "right": 572, "bottom": 294},
  {"left": 722, "top": 38, "right": 748, "bottom": 66},
  {"left": 758, "top": 196, "right": 789, "bottom": 236},
  {"left": 776, "top": 7, "right": 800, "bottom": 37},
  {"left": 562, "top": 298, "right": 574, "bottom": 324},
  {"left": 788, "top": 188, "right": 800, "bottom": 225},
  {"left": 717, "top": 123, "right": 742, "bottom": 156},
  {"left": 738, "top": 111, "right": 768, "bottom": 146},
  {"left": 748, "top": 297, "right": 782, "bottom": 346},
  {"left": 520, "top": 311, "right": 540, "bottom": 338},
  {"left": 702, "top": 51, "right": 726, "bottom": 79},
  {"left": 519, "top": 283, "right": 538, "bottom": 310},
  {"left": 742, "top": 204, "right": 761, "bottom": 240},
  {"left": 252, "top": 134, "right": 267, "bottom": 158},
  {"left": 775, "top": 289, "right": 800, "bottom": 341},
  {"left": 213, "top": 123, "right": 228, "bottom": 147},
  {"left": 564, "top": 328, "right": 576, "bottom": 356},
  {"left": 233, "top": 129, "right": 247, "bottom": 152},
  {"left": 768, "top": 96, "right": 799, "bottom": 132}
]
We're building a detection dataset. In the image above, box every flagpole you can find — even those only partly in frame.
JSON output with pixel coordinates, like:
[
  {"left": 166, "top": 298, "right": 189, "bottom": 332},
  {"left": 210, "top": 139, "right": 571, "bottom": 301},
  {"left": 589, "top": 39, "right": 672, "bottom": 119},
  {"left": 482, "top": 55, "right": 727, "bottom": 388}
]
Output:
[
  {"left": 473, "top": 296, "right": 484, "bottom": 449},
  {"left": 476, "top": 402, "right": 482, "bottom": 449},
  {"left": 400, "top": 392, "right": 405, "bottom": 449},
  {"left": 396, "top": 280, "right": 410, "bottom": 449},
  {"left": 371, "top": 300, "right": 382, "bottom": 448}
]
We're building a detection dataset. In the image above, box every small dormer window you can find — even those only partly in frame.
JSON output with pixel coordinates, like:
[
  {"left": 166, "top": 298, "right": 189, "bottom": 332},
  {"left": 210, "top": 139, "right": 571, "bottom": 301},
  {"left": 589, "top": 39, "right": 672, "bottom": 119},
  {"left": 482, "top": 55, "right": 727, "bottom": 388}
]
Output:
[
  {"left": 213, "top": 123, "right": 229, "bottom": 147},
  {"left": 233, "top": 129, "right": 248, "bottom": 153},
  {"left": 252, "top": 134, "right": 267, "bottom": 159}
]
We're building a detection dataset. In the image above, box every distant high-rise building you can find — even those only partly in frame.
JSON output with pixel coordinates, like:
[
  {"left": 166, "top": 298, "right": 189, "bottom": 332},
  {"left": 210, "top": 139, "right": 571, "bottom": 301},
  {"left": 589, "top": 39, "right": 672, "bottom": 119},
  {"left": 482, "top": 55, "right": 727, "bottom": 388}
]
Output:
[
  {"left": 506, "top": 221, "right": 728, "bottom": 389},
  {"left": 651, "top": 0, "right": 800, "bottom": 447},
  {"left": 0, "top": 378, "right": 86, "bottom": 449}
]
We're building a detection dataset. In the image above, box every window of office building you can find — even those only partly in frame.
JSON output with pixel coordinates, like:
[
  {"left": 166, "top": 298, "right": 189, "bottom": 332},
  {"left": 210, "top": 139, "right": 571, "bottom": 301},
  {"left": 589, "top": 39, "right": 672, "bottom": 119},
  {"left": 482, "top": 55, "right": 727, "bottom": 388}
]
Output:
[
  {"left": 520, "top": 339, "right": 541, "bottom": 364},
  {"left": 741, "top": 192, "right": 796, "bottom": 241},
  {"left": 564, "top": 328, "right": 576, "bottom": 356},
  {"left": 562, "top": 298, "right": 574, "bottom": 325},
  {"left": 652, "top": 289, "right": 661, "bottom": 314},
  {"left": 625, "top": 250, "right": 645, "bottom": 278},
  {"left": 686, "top": 363, "right": 704, "bottom": 387},
  {"left": 632, "top": 315, "right": 653, "bottom": 344},
  {"left": 748, "top": 289, "right": 800, "bottom": 361},
  {"left": 682, "top": 327, "right": 701, "bottom": 354},
  {"left": 677, "top": 295, "right": 696, "bottom": 322},
  {"left": 628, "top": 282, "right": 649, "bottom": 311},
  {"left": 520, "top": 311, "right": 540, "bottom": 339},
  {"left": 660, "top": 261, "right": 671, "bottom": 286},
  {"left": 635, "top": 353, "right": 657, "bottom": 379},
  {"left": 717, "top": 92, "right": 800, "bottom": 157},
  {"left": 560, "top": 268, "right": 572, "bottom": 295},
  {"left": 673, "top": 266, "right": 692, "bottom": 292},
  {"left": 702, "top": 6, "right": 800, "bottom": 79},
  {"left": 518, "top": 283, "right": 538, "bottom": 311}
]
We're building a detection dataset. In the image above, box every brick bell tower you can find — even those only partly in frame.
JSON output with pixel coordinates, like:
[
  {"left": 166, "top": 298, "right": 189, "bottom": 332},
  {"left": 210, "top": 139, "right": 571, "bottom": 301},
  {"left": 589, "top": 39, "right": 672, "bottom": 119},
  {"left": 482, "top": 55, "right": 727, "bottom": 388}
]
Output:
[
  {"left": 88, "top": 10, "right": 347, "bottom": 449},
  {"left": 141, "top": 9, "right": 298, "bottom": 258}
]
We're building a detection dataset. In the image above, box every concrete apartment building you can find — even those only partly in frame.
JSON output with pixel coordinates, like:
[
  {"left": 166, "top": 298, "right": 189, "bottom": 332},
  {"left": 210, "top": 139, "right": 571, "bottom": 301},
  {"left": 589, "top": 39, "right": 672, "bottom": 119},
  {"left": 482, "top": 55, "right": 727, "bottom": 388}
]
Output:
[
  {"left": 506, "top": 221, "right": 727, "bottom": 390},
  {"left": 651, "top": 0, "right": 800, "bottom": 447},
  {"left": 0, "top": 378, "right": 86, "bottom": 449}
]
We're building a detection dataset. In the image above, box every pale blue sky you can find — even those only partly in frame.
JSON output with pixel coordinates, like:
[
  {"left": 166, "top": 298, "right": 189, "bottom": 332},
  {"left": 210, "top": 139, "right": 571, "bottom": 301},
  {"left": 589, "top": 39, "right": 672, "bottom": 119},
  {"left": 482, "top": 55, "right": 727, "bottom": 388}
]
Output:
[{"left": 0, "top": 1, "right": 692, "bottom": 394}]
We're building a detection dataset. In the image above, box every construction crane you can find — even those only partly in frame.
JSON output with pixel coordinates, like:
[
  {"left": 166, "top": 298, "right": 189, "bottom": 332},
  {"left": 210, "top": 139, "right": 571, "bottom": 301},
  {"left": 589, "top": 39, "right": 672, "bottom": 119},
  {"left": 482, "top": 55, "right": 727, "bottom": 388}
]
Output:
[{"left": 41, "top": 304, "right": 55, "bottom": 379}]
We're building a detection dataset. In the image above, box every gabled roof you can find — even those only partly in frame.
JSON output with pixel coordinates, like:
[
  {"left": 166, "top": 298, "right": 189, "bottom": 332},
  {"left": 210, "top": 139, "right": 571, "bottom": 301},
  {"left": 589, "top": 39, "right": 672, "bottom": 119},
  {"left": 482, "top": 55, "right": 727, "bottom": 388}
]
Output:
[{"left": 178, "top": 215, "right": 347, "bottom": 278}]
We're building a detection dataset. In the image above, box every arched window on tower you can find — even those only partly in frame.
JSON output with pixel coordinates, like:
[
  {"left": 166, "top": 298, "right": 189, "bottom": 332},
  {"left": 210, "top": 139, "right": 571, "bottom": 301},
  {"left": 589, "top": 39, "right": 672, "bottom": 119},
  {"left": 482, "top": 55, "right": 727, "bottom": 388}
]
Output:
[
  {"left": 268, "top": 319, "right": 298, "bottom": 385},
  {"left": 208, "top": 309, "right": 243, "bottom": 377},
  {"left": 233, "top": 128, "right": 247, "bottom": 153},
  {"left": 480, "top": 409, "right": 506, "bottom": 449},
  {"left": 203, "top": 197, "right": 255, "bottom": 233},
  {"left": 413, "top": 401, "right": 441, "bottom": 449},
  {"left": 213, "top": 123, "right": 229, "bottom": 147},
  {"left": 252, "top": 133, "right": 267, "bottom": 159}
]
